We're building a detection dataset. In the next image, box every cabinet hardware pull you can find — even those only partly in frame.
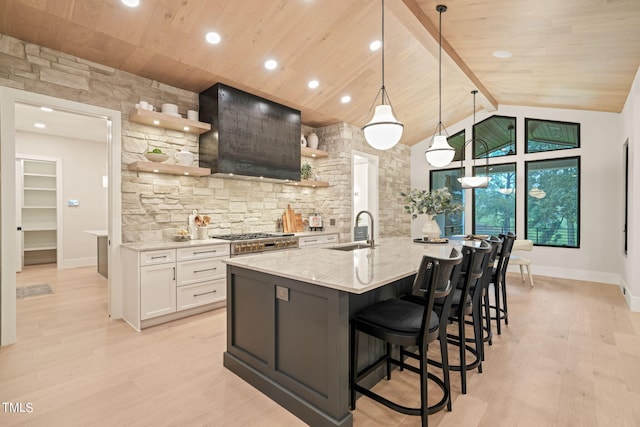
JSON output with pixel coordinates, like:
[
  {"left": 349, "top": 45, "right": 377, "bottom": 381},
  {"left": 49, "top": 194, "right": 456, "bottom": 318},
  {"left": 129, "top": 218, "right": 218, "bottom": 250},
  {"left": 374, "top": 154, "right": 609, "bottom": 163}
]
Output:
[
  {"left": 194, "top": 290, "right": 217, "bottom": 297},
  {"left": 193, "top": 267, "right": 217, "bottom": 274},
  {"left": 151, "top": 255, "right": 167, "bottom": 259},
  {"left": 194, "top": 250, "right": 217, "bottom": 255},
  {"left": 306, "top": 239, "right": 318, "bottom": 243},
  {"left": 173, "top": 266, "right": 176, "bottom": 280}
]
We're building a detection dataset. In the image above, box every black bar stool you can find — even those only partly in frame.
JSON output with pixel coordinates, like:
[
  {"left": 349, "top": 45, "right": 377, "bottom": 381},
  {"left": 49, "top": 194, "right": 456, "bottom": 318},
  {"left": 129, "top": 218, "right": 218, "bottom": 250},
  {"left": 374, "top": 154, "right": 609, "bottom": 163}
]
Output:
[
  {"left": 350, "top": 250, "right": 463, "bottom": 427},
  {"left": 429, "top": 241, "right": 492, "bottom": 394},
  {"left": 489, "top": 232, "right": 516, "bottom": 334}
]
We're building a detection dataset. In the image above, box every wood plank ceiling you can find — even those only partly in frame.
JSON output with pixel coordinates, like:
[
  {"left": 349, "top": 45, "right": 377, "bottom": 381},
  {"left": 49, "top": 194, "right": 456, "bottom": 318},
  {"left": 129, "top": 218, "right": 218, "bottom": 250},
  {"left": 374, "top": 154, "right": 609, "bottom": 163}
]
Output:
[{"left": 1, "top": 0, "right": 639, "bottom": 146}]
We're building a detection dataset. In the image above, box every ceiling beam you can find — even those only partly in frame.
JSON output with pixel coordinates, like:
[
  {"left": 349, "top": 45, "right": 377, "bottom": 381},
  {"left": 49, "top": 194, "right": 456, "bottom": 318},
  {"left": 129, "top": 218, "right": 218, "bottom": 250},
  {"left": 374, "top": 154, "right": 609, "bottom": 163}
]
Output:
[{"left": 390, "top": 0, "right": 498, "bottom": 112}]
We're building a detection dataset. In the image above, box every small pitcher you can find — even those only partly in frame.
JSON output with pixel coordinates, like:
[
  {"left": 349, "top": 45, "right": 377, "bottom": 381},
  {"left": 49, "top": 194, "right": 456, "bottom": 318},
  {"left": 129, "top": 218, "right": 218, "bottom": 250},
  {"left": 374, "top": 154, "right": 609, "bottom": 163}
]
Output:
[{"left": 174, "top": 149, "right": 194, "bottom": 166}]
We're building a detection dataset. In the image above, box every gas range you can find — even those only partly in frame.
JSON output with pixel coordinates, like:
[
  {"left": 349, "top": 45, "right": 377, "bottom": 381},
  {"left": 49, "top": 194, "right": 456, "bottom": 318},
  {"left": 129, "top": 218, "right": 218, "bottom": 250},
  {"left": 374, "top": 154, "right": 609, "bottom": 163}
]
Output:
[{"left": 211, "top": 233, "right": 299, "bottom": 256}]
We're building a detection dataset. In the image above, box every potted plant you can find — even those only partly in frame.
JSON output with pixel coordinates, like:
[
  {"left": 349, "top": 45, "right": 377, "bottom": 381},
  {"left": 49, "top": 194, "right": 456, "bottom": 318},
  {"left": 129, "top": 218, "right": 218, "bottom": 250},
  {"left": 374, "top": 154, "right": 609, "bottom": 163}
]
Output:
[
  {"left": 301, "top": 162, "right": 312, "bottom": 180},
  {"left": 401, "top": 187, "right": 462, "bottom": 240}
]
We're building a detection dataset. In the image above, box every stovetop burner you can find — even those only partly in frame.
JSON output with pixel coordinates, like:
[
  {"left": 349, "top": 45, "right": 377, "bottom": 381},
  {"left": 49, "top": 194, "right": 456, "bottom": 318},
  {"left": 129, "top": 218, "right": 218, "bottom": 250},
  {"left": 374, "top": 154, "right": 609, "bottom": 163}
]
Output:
[
  {"left": 211, "top": 233, "right": 295, "bottom": 241},
  {"left": 210, "top": 233, "right": 299, "bottom": 256}
]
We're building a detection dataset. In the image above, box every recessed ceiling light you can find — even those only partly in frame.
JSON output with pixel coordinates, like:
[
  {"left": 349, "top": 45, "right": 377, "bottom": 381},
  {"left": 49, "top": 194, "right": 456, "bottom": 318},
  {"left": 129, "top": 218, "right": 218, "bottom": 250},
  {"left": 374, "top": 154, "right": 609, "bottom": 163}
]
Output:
[
  {"left": 121, "top": 0, "right": 140, "bottom": 7},
  {"left": 264, "top": 59, "right": 278, "bottom": 70},
  {"left": 205, "top": 32, "right": 221, "bottom": 45},
  {"left": 40, "top": 106, "right": 53, "bottom": 112},
  {"left": 492, "top": 50, "right": 512, "bottom": 59},
  {"left": 308, "top": 80, "right": 319, "bottom": 89},
  {"left": 369, "top": 40, "right": 381, "bottom": 51},
  {"left": 34, "top": 123, "right": 46, "bottom": 128},
  {"left": 341, "top": 95, "right": 351, "bottom": 104}
]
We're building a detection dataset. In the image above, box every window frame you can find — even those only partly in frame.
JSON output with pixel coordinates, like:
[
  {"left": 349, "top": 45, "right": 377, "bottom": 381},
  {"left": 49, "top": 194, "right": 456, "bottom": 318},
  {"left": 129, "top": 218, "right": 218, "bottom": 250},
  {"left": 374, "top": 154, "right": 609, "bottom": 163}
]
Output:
[
  {"left": 429, "top": 167, "right": 464, "bottom": 236},
  {"left": 471, "top": 162, "right": 517, "bottom": 236},
  {"left": 524, "top": 156, "right": 581, "bottom": 248},
  {"left": 525, "top": 117, "right": 581, "bottom": 154},
  {"left": 472, "top": 115, "right": 517, "bottom": 159}
]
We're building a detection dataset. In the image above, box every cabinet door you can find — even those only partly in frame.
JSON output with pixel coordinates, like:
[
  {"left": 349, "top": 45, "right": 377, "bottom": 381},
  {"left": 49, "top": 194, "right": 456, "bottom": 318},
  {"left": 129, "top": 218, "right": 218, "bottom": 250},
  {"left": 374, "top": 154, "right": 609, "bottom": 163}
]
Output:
[{"left": 140, "top": 263, "right": 176, "bottom": 320}]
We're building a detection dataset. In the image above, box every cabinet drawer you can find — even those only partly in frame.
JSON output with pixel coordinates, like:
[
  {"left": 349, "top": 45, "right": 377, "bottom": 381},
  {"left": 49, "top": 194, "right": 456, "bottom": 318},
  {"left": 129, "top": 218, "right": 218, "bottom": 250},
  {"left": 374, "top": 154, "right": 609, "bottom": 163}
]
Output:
[
  {"left": 177, "top": 244, "right": 229, "bottom": 261},
  {"left": 177, "top": 279, "right": 226, "bottom": 311},
  {"left": 140, "top": 249, "right": 176, "bottom": 266},
  {"left": 325, "top": 234, "right": 338, "bottom": 244},
  {"left": 177, "top": 258, "right": 225, "bottom": 286}
]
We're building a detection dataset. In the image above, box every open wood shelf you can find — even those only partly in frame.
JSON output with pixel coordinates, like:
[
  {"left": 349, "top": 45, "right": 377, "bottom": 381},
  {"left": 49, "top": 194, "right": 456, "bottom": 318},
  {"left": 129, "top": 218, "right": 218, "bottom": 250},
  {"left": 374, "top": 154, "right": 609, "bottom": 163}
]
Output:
[
  {"left": 128, "top": 161, "right": 211, "bottom": 177},
  {"left": 130, "top": 108, "right": 211, "bottom": 135},
  {"left": 285, "top": 180, "right": 329, "bottom": 188},
  {"left": 301, "top": 146, "right": 328, "bottom": 158}
]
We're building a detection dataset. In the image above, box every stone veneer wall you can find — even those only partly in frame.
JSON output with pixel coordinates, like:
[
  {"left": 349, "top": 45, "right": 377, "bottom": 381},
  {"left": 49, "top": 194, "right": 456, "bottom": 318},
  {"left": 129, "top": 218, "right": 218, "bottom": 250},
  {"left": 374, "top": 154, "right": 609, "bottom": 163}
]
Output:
[{"left": 1, "top": 34, "right": 410, "bottom": 244}]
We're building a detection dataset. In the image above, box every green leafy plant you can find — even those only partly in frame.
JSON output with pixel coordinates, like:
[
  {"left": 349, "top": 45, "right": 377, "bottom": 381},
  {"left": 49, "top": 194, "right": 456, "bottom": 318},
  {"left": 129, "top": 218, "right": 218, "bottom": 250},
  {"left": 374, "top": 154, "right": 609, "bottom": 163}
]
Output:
[
  {"left": 301, "top": 162, "right": 312, "bottom": 180},
  {"left": 401, "top": 187, "right": 463, "bottom": 219}
]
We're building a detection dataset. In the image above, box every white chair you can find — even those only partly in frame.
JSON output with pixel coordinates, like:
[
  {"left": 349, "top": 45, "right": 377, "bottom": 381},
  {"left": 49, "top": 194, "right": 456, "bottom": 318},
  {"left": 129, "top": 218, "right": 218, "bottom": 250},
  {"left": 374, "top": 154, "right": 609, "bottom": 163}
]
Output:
[{"left": 510, "top": 239, "right": 534, "bottom": 287}]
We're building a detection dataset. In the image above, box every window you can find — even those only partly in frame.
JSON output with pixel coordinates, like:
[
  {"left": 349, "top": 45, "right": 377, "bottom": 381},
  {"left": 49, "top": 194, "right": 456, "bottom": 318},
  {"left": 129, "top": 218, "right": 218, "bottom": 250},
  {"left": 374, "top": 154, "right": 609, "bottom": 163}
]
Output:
[
  {"left": 472, "top": 163, "right": 516, "bottom": 235},
  {"left": 447, "top": 129, "right": 466, "bottom": 162},
  {"left": 525, "top": 118, "right": 580, "bottom": 153},
  {"left": 430, "top": 168, "right": 463, "bottom": 236},
  {"left": 525, "top": 157, "right": 580, "bottom": 247},
  {"left": 472, "top": 115, "right": 516, "bottom": 159}
]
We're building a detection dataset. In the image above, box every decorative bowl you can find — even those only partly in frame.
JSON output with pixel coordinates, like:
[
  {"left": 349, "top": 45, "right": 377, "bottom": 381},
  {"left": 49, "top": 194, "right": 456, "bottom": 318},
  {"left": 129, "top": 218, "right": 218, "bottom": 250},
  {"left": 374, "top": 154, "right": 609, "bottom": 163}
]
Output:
[
  {"left": 173, "top": 234, "right": 190, "bottom": 242},
  {"left": 145, "top": 152, "right": 169, "bottom": 163}
]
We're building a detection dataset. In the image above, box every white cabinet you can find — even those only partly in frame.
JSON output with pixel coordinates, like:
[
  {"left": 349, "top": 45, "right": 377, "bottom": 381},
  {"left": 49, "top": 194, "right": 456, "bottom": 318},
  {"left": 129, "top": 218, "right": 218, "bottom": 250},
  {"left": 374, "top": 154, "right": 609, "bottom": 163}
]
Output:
[
  {"left": 176, "top": 245, "right": 228, "bottom": 311},
  {"left": 17, "top": 158, "right": 60, "bottom": 267},
  {"left": 298, "top": 233, "right": 339, "bottom": 248},
  {"left": 140, "top": 249, "right": 176, "bottom": 320},
  {"left": 122, "top": 243, "right": 229, "bottom": 331}
]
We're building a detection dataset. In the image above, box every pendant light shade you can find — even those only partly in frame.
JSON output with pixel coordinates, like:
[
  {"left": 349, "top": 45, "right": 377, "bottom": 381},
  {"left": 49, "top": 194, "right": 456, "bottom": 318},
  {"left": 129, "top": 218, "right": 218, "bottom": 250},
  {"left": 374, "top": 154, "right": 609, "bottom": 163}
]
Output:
[
  {"left": 425, "top": 5, "right": 455, "bottom": 167},
  {"left": 458, "top": 175, "right": 490, "bottom": 189},
  {"left": 363, "top": 0, "right": 403, "bottom": 150},
  {"left": 457, "top": 90, "right": 491, "bottom": 189},
  {"left": 425, "top": 135, "right": 455, "bottom": 167},
  {"left": 363, "top": 105, "right": 404, "bottom": 150}
]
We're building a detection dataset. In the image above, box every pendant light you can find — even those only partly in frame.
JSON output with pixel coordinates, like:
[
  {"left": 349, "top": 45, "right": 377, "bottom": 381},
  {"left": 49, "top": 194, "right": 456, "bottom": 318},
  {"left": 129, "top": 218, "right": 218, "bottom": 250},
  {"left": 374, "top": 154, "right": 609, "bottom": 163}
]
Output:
[
  {"left": 425, "top": 5, "right": 455, "bottom": 167},
  {"left": 457, "top": 90, "right": 491, "bottom": 189},
  {"left": 362, "top": 0, "right": 404, "bottom": 150}
]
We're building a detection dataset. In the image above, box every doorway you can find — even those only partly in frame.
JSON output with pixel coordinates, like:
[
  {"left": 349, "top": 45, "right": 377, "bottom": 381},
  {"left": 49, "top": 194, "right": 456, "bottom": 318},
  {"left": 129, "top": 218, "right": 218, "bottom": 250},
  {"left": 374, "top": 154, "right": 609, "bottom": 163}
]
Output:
[
  {"left": 352, "top": 150, "right": 379, "bottom": 240},
  {"left": 0, "top": 88, "right": 123, "bottom": 346}
]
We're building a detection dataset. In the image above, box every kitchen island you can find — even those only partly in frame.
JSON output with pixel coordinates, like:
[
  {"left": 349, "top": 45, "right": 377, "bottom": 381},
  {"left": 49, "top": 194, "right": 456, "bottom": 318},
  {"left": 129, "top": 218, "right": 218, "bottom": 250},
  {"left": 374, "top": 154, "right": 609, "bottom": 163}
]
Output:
[{"left": 223, "top": 237, "right": 458, "bottom": 427}]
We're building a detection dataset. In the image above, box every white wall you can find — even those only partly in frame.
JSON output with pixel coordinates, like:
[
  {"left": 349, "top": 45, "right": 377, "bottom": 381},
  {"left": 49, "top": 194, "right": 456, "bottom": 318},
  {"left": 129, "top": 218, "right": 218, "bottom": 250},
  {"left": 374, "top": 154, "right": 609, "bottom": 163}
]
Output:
[
  {"left": 16, "top": 131, "right": 108, "bottom": 268},
  {"left": 411, "top": 104, "right": 624, "bottom": 287},
  {"left": 620, "top": 66, "right": 640, "bottom": 310}
]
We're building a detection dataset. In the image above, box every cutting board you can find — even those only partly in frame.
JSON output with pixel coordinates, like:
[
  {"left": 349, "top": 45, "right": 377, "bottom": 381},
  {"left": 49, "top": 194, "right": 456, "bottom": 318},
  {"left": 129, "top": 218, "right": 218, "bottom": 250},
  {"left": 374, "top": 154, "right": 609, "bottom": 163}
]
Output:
[
  {"left": 294, "top": 214, "right": 304, "bottom": 232},
  {"left": 283, "top": 205, "right": 294, "bottom": 233},
  {"left": 282, "top": 205, "right": 304, "bottom": 233}
]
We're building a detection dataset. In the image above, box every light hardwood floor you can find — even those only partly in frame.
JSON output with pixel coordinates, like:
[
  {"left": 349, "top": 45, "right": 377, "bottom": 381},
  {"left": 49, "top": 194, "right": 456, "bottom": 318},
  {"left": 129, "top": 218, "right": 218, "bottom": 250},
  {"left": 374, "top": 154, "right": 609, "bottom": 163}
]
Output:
[{"left": 2, "top": 264, "right": 640, "bottom": 426}]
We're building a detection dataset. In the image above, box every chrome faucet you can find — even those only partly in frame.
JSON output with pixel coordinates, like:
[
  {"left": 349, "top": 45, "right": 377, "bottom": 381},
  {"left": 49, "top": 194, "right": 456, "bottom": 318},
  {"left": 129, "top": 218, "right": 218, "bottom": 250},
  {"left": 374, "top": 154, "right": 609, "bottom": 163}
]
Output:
[{"left": 355, "top": 210, "right": 375, "bottom": 248}]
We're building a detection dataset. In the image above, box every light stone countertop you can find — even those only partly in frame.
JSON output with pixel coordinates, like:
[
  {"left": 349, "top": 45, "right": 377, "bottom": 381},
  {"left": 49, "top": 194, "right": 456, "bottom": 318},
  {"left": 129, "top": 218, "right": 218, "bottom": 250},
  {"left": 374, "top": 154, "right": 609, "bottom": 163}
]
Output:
[
  {"left": 121, "top": 238, "right": 231, "bottom": 251},
  {"left": 120, "top": 230, "right": 339, "bottom": 252},
  {"left": 224, "top": 237, "right": 461, "bottom": 294}
]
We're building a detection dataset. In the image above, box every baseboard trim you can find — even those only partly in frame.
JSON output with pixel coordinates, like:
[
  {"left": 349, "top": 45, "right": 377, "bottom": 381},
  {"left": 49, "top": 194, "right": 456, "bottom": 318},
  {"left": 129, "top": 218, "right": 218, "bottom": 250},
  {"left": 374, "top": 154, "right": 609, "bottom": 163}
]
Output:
[
  {"left": 522, "top": 265, "right": 619, "bottom": 285},
  {"left": 60, "top": 257, "right": 96, "bottom": 269}
]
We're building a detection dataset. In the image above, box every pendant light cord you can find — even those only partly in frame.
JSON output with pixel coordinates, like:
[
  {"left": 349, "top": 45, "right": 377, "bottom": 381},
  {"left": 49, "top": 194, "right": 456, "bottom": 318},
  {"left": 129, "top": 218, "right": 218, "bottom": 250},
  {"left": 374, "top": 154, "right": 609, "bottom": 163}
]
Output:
[
  {"left": 438, "top": 5, "right": 442, "bottom": 135},
  {"left": 381, "top": 0, "right": 386, "bottom": 105}
]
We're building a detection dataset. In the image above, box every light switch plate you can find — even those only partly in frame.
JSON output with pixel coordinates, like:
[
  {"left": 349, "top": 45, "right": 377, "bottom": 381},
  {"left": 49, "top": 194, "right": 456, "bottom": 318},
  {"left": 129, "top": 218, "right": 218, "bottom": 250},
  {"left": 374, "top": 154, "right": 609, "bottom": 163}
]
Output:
[{"left": 68, "top": 199, "right": 79, "bottom": 206}]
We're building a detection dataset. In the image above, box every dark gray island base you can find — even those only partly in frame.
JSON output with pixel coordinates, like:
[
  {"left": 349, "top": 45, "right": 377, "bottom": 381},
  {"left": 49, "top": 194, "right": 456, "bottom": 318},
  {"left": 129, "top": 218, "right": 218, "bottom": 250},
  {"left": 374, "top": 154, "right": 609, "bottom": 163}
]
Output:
[{"left": 223, "top": 264, "right": 414, "bottom": 427}]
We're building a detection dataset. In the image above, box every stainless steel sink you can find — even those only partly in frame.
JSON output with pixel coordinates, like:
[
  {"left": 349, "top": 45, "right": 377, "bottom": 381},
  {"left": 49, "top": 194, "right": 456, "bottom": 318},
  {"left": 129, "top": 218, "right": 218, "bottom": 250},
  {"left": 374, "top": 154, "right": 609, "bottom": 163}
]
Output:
[{"left": 328, "top": 243, "right": 372, "bottom": 251}]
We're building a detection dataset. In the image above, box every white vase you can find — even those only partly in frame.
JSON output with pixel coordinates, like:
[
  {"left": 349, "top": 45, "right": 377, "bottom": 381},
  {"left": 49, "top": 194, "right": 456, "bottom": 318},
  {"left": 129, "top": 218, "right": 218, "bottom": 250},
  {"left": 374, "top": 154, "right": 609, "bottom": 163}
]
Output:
[
  {"left": 301, "top": 135, "right": 307, "bottom": 147},
  {"left": 307, "top": 133, "right": 318, "bottom": 149},
  {"left": 421, "top": 216, "right": 441, "bottom": 240}
]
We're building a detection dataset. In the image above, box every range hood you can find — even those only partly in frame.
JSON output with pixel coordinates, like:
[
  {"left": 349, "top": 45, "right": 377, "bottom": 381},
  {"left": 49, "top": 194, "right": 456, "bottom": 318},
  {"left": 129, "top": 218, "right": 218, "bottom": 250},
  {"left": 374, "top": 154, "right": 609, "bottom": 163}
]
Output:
[{"left": 199, "top": 83, "right": 301, "bottom": 181}]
